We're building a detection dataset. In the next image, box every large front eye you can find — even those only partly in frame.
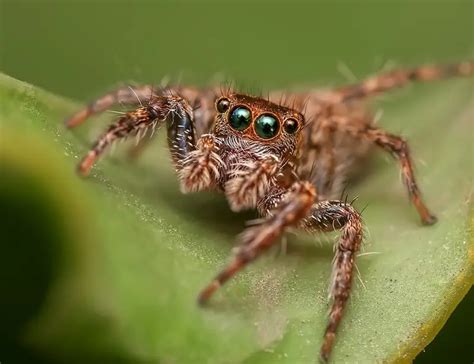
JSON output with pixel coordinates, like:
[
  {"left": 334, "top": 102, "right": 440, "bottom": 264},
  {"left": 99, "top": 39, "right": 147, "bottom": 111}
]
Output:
[
  {"left": 254, "top": 114, "right": 280, "bottom": 139},
  {"left": 229, "top": 106, "right": 252, "bottom": 131}
]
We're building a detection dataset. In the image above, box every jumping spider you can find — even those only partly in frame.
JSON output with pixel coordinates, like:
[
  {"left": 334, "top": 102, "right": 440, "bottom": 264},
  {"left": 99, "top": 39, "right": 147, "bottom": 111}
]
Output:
[{"left": 66, "top": 61, "right": 473, "bottom": 362}]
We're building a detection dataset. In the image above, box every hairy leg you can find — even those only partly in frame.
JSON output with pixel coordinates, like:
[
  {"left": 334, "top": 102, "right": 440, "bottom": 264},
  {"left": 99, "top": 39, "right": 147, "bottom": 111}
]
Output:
[
  {"left": 306, "top": 117, "right": 338, "bottom": 197},
  {"left": 332, "top": 61, "right": 473, "bottom": 103},
  {"left": 65, "top": 84, "right": 157, "bottom": 128},
  {"left": 197, "top": 181, "right": 316, "bottom": 303},
  {"left": 286, "top": 61, "right": 473, "bottom": 124},
  {"left": 324, "top": 114, "right": 436, "bottom": 225},
  {"left": 66, "top": 85, "right": 220, "bottom": 159},
  {"left": 302, "top": 200, "right": 364, "bottom": 363},
  {"left": 364, "top": 126, "right": 436, "bottom": 224},
  {"left": 75, "top": 94, "right": 194, "bottom": 175}
]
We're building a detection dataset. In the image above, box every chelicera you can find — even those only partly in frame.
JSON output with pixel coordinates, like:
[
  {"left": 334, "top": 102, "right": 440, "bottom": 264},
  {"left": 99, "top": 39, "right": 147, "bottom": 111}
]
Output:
[{"left": 65, "top": 61, "right": 473, "bottom": 362}]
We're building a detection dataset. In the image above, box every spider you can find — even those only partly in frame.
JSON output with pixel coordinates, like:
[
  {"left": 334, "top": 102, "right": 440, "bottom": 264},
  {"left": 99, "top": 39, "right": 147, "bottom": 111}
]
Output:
[{"left": 65, "top": 61, "right": 472, "bottom": 362}]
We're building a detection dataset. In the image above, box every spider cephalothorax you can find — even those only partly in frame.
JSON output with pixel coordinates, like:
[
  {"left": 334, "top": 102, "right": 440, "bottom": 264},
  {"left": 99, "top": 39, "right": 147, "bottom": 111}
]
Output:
[
  {"left": 65, "top": 61, "right": 473, "bottom": 362},
  {"left": 179, "top": 93, "right": 305, "bottom": 211}
]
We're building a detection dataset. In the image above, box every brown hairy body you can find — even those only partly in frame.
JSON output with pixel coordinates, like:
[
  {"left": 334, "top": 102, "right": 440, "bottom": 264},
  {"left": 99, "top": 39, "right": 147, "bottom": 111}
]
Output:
[{"left": 65, "top": 61, "right": 473, "bottom": 362}]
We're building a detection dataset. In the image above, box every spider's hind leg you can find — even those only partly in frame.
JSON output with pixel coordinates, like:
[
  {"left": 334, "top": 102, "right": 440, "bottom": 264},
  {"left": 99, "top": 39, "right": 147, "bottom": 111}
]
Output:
[
  {"left": 364, "top": 126, "right": 437, "bottom": 225},
  {"left": 332, "top": 61, "right": 473, "bottom": 102},
  {"left": 313, "top": 112, "right": 437, "bottom": 225}
]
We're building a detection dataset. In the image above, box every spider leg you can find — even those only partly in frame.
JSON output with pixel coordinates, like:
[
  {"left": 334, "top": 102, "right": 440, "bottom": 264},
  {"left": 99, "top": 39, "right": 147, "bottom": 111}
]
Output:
[
  {"left": 307, "top": 111, "right": 436, "bottom": 225},
  {"left": 65, "top": 84, "right": 157, "bottom": 128},
  {"left": 76, "top": 94, "right": 195, "bottom": 175},
  {"left": 364, "top": 126, "right": 436, "bottom": 224},
  {"left": 307, "top": 117, "right": 338, "bottom": 197},
  {"left": 332, "top": 61, "right": 473, "bottom": 102},
  {"left": 197, "top": 181, "right": 316, "bottom": 304},
  {"left": 301, "top": 200, "right": 364, "bottom": 363}
]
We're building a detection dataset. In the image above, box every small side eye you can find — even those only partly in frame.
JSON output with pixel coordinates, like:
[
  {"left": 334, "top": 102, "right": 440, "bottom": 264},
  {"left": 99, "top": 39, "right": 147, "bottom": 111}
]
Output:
[
  {"left": 255, "top": 114, "right": 280, "bottom": 139},
  {"left": 216, "top": 97, "right": 230, "bottom": 113},
  {"left": 229, "top": 106, "right": 252, "bottom": 131},
  {"left": 283, "top": 118, "right": 299, "bottom": 134}
]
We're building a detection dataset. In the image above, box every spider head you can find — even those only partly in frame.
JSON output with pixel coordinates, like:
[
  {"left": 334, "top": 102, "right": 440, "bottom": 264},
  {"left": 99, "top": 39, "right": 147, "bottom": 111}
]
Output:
[{"left": 213, "top": 93, "right": 305, "bottom": 159}]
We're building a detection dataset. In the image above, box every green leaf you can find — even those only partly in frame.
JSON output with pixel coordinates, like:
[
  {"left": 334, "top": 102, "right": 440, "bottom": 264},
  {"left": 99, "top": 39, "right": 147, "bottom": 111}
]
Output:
[{"left": 0, "top": 72, "right": 472, "bottom": 364}]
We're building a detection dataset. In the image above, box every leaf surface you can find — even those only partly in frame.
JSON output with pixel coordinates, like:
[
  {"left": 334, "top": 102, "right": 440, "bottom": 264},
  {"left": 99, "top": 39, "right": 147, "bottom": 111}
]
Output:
[{"left": 0, "top": 73, "right": 472, "bottom": 363}]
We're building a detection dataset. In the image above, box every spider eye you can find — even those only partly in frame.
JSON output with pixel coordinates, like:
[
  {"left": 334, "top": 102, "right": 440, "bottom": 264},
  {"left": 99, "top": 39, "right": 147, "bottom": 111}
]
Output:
[
  {"left": 254, "top": 114, "right": 280, "bottom": 139},
  {"left": 229, "top": 106, "right": 252, "bottom": 131},
  {"left": 216, "top": 97, "right": 230, "bottom": 113},
  {"left": 283, "top": 118, "right": 299, "bottom": 134}
]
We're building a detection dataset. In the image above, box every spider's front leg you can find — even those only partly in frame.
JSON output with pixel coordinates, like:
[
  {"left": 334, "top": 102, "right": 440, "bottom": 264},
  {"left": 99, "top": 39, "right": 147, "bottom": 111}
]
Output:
[
  {"left": 70, "top": 93, "right": 195, "bottom": 176},
  {"left": 65, "top": 84, "right": 157, "bottom": 128},
  {"left": 259, "top": 189, "right": 364, "bottom": 362},
  {"left": 301, "top": 200, "right": 363, "bottom": 362},
  {"left": 200, "top": 178, "right": 363, "bottom": 363},
  {"left": 197, "top": 181, "right": 316, "bottom": 303}
]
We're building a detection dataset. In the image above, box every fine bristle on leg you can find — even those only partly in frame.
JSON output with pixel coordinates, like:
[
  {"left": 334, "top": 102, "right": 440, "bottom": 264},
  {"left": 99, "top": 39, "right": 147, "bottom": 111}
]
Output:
[
  {"left": 65, "top": 84, "right": 156, "bottom": 128},
  {"left": 77, "top": 107, "right": 156, "bottom": 176},
  {"left": 75, "top": 94, "right": 194, "bottom": 175}
]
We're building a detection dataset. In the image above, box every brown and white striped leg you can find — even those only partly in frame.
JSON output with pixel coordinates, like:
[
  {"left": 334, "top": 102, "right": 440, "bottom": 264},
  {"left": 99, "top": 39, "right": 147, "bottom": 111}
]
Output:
[
  {"left": 302, "top": 200, "right": 364, "bottom": 363},
  {"left": 77, "top": 94, "right": 194, "bottom": 175},
  {"left": 197, "top": 181, "right": 316, "bottom": 304},
  {"left": 65, "top": 84, "right": 157, "bottom": 128}
]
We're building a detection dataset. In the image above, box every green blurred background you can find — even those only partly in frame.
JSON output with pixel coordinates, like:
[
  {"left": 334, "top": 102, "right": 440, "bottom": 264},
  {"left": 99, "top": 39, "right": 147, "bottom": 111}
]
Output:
[
  {"left": 2, "top": 1, "right": 473, "bottom": 100},
  {"left": 1, "top": 1, "right": 473, "bottom": 363}
]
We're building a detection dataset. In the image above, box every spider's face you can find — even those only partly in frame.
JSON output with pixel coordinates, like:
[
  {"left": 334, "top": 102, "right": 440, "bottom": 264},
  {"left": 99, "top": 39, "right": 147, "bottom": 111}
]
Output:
[{"left": 212, "top": 93, "right": 304, "bottom": 159}]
